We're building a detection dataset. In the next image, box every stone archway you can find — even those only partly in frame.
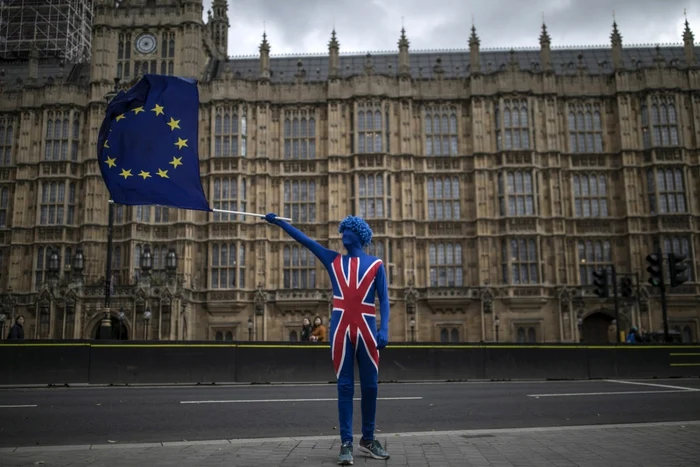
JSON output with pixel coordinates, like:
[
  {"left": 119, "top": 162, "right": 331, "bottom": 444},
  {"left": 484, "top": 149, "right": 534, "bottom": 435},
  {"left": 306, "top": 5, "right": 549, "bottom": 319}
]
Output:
[
  {"left": 582, "top": 310, "right": 615, "bottom": 344},
  {"left": 86, "top": 312, "right": 131, "bottom": 340}
]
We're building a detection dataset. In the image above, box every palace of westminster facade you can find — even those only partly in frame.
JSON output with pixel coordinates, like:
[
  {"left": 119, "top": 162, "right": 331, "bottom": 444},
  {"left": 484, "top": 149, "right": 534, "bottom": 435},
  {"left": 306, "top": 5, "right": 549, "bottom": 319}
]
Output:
[{"left": 0, "top": 0, "right": 698, "bottom": 344}]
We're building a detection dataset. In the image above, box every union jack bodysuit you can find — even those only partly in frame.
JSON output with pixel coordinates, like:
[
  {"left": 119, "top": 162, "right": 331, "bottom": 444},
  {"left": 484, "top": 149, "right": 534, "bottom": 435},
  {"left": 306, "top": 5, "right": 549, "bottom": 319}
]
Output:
[{"left": 267, "top": 214, "right": 390, "bottom": 445}]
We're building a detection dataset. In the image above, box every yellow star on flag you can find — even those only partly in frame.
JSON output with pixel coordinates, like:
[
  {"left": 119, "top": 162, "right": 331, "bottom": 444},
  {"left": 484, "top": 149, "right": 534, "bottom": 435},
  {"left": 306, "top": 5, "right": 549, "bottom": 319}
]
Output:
[
  {"left": 104, "top": 140, "right": 109, "bottom": 148},
  {"left": 156, "top": 168, "right": 169, "bottom": 178},
  {"left": 174, "top": 138, "right": 188, "bottom": 150},
  {"left": 167, "top": 117, "right": 181, "bottom": 131},
  {"left": 116, "top": 114, "right": 126, "bottom": 121},
  {"left": 132, "top": 106, "right": 145, "bottom": 115},
  {"left": 105, "top": 156, "right": 117, "bottom": 168},
  {"left": 152, "top": 104, "right": 165, "bottom": 116},
  {"left": 120, "top": 168, "right": 133, "bottom": 179},
  {"left": 138, "top": 170, "right": 151, "bottom": 180},
  {"left": 169, "top": 156, "right": 183, "bottom": 168}
]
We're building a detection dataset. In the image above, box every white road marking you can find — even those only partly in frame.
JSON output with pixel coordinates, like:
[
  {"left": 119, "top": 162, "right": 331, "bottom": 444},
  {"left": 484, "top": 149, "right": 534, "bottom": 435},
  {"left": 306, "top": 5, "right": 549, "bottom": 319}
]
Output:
[
  {"left": 180, "top": 396, "right": 423, "bottom": 404},
  {"left": 0, "top": 404, "right": 37, "bottom": 408},
  {"left": 527, "top": 390, "right": 694, "bottom": 397},
  {"left": 606, "top": 379, "right": 700, "bottom": 391}
]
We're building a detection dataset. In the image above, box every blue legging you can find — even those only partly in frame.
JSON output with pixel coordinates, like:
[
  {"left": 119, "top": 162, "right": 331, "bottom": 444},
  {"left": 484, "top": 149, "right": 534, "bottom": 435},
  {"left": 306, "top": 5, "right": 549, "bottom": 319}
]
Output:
[{"left": 335, "top": 330, "right": 378, "bottom": 443}]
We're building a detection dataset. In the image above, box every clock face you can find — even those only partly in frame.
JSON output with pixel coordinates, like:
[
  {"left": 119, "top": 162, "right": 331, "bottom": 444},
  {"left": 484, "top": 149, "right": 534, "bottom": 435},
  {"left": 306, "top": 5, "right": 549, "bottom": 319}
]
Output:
[{"left": 136, "top": 33, "right": 157, "bottom": 54}]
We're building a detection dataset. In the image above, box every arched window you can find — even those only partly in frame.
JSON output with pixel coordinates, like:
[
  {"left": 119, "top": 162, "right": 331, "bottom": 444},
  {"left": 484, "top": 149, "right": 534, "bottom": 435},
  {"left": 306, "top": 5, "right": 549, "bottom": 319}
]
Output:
[{"left": 289, "top": 330, "right": 298, "bottom": 342}]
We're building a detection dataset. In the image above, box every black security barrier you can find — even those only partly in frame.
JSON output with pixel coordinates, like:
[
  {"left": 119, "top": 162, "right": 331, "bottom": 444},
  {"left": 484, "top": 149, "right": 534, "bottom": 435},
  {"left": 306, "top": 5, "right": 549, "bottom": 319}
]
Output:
[
  {"left": 1, "top": 340, "right": 699, "bottom": 386},
  {"left": 0, "top": 340, "right": 90, "bottom": 385},
  {"left": 482, "top": 345, "right": 590, "bottom": 380},
  {"left": 89, "top": 341, "right": 238, "bottom": 385}
]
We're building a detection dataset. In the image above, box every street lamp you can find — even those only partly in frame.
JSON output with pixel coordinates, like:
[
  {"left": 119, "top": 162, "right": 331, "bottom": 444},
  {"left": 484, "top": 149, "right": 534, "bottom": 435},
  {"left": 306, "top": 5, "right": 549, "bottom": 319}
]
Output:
[
  {"left": 140, "top": 245, "right": 153, "bottom": 274},
  {"left": 166, "top": 248, "right": 177, "bottom": 276},
  {"left": 0, "top": 313, "right": 6, "bottom": 339},
  {"left": 494, "top": 316, "right": 500, "bottom": 343},
  {"left": 247, "top": 317, "right": 253, "bottom": 341},
  {"left": 577, "top": 311, "right": 584, "bottom": 343},
  {"left": 48, "top": 248, "right": 60, "bottom": 286},
  {"left": 409, "top": 318, "right": 415, "bottom": 342},
  {"left": 144, "top": 309, "right": 152, "bottom": 340},
  {"left": 72, "top": 248, "right": 85, "bottom": 282},
  {"left": 118, "top": 308, "right": 125, "bottom": 340}
]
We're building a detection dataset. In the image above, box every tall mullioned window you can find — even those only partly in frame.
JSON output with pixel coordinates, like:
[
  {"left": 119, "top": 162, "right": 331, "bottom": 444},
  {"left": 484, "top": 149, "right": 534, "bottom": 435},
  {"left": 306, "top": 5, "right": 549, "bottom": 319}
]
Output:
[
  {"left": 283, "top": 245, "right": 316, "bottom": 289},
  {"left": 495, "top": 98, "right": 530, "bottom": 150},
  {"left": 429, "top": 242, "right": 463, "bottom": 287},
  {"left": 641, "top": 96, "right": 680, "bottom": 148},
  {"left": 498, "top": 171, "right": 536, "bottom": 216},
  {"left": 213, "top": 106, "right": 247, "bottom": 157},
  {"left": 160, "top": 31, "right": 175, "bottom": 75},
  {"left": 357, "top": 103, "right": 383, "bottom": 153},
  {"left": 501, "top": 238, "right": 539, "bottom": 284},
  {"left": 45, "top": 111, "right": 81, "bottom": 161},
  {"left": 117, "top": 32, "right": 133, "bottom": 80},
  {"left": 40, "top": 181, "right": 76, "bottom": 225},
  {"left": 0, "top": 186, "right": 8, "bottom": 227},
  {"left": 212, "top": 177, "right": 247, "bottom": 221},
  {"left": 427, "top": 177, "right": 460, "bottom": 220},
  {"left": 211, "top": 243, "right": 246, "bottom": 289},
  {"left": 568, "top": 103, "right": 603, "bottom": 153},
  {"left": 573, "top": 174, "right": 609, "bottom": 217},
  {"left": 424, "top": 105, "right": 458, "bottom": 156},
  {"left": 647, "top": 168, "right": 687, "bottom": 214},
  {"left": 0, "top": 116, "right": 15, "bottom": 166},
  {"left": 284, "top": 110, "right": 316, "bottom": 159},
  {"left": 358, "top": 174, "right": 391, "bottom": 219},
  {"left": 284, "top": 180, "right": 316, "bottom": 223},
  {"left": 577, "top": 240, "right": 612, "bottom": 285}
]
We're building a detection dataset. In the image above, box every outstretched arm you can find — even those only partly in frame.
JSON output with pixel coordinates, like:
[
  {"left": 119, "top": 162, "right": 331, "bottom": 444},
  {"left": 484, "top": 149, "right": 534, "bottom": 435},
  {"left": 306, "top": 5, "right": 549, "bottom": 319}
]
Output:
[
  {"left": 265, "top": 213, "right": 337, "bottom": 265},
  {"left": 375, "top": 263, "right": 390, "bottom": 349}
]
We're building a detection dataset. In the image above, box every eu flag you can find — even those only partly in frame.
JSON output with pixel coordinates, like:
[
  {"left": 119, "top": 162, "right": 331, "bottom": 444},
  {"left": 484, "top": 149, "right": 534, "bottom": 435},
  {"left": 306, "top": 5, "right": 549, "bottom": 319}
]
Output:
[{"left": 97, "top": 74, "right": 211, "bottom": 211}]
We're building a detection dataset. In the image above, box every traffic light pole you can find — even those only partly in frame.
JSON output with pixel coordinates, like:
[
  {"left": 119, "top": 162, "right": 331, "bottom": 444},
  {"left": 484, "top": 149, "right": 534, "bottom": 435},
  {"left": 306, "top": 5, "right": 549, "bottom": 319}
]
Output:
[
  {"left": 658, "top": 252, "right": 670, "bottom": 343},
  {"left": 611, "top": 265, "right": 621, "bottom": 343}
]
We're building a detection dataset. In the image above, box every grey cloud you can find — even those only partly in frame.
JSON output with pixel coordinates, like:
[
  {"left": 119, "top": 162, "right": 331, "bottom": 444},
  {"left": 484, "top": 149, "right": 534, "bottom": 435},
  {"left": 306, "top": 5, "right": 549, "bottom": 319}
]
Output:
[{"left": 203, "top": 0, "right": 698, "bottom": 56}]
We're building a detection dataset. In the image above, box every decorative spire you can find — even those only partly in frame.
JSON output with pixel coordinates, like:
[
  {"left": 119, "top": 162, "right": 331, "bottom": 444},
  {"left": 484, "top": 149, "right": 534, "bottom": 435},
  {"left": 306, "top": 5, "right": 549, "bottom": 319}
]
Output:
[
  {"left": 398, "top": 27, "right": 409, "bottom": 48},
  {"left": 683, "top": 10, "right": 696, "bottom": 66},
  {"left": 539, "top": 22, "right": 551, "bottom": 46},
  {"left": 328, "top": 29, "right": 340, "bottom": 49},
  {"left": 610, "top": 20, "right": 622, "bottom": 45},
  {"left": 259, "top": 32, "right": 270, "bottom": 53},
  {"left": 683, "top": 15, "right": 694, "bottom": 44},
  {"left": 469, "top": 25, "right": 480, "bottom": 48}
]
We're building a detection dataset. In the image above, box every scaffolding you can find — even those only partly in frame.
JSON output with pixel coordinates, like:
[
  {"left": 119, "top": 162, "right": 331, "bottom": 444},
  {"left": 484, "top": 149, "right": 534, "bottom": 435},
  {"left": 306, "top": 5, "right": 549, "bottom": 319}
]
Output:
[{"left": 0, "top": 0, "right": 93, "bottom": 62}]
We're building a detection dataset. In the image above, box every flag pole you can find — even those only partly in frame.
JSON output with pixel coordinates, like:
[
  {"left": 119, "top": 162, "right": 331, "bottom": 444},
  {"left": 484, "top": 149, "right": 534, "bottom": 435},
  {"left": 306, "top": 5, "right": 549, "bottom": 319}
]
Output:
[
  {"left": 100, "top": 78, "right": 121, "bottom": 340},
  {"left": 212, "top": 208, "right": 292, "bottom": 223}
]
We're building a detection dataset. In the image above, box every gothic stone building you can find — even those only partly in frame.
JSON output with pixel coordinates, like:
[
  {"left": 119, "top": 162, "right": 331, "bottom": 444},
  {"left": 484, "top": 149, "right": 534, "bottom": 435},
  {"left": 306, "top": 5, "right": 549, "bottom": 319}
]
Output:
[{"left": 0, "top": 0, "right": 699, "bottom": 344}]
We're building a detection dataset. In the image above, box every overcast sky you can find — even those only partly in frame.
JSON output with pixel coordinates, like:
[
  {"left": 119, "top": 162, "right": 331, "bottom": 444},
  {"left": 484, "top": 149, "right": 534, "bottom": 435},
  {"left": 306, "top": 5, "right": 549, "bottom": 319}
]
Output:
[{"left": 202, "top": 0, "right": 698, "bottom": 57}]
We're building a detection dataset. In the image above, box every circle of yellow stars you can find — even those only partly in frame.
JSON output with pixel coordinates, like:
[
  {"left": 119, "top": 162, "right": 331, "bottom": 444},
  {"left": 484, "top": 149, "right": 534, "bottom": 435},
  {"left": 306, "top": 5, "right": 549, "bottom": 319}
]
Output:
[{"left": 102, "top": 103, "right": 187, "bottom": 181}]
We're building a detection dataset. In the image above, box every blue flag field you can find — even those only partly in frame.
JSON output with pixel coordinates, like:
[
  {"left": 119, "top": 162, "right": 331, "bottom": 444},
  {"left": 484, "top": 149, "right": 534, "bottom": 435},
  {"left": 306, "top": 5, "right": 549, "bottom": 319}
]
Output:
[{"left": 97, "top": 74, "right": 211, "bottom": 212}]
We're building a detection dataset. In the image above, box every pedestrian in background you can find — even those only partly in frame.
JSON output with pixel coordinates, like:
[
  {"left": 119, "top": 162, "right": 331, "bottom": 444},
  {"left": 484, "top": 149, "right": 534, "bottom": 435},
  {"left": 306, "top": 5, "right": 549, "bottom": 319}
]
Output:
[
  {"left": 300, "top": 317, "right": 312, "bottom": 342},
  {"left": 310, "top": 316, "right": 326, "bottom": 342},
  {"left": 7, "top": 316, "right": 25, "bottom": 340}
]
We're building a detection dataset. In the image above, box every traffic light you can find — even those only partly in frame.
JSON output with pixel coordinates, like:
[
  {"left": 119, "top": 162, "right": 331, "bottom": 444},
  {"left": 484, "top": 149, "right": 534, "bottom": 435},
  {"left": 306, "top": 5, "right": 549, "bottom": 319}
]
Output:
[
  {"left": 592, "top": 269, "right": 609, "bottom": 297},
  {"left": 620, "top": 277, "right": 633, "bottom": 298},
  {"left": 646, "top": 253, "right": 662, "bottom": 287},
  {"left": 668, "top": 252, "right": 688, "bottom": 288}
]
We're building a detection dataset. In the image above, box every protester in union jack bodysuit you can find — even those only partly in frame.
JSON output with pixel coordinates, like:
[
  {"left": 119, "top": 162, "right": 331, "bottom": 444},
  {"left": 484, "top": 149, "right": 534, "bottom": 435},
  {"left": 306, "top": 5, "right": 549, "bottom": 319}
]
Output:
[{"left": 265, "top": 213, "right": 391, "bottom": 465}]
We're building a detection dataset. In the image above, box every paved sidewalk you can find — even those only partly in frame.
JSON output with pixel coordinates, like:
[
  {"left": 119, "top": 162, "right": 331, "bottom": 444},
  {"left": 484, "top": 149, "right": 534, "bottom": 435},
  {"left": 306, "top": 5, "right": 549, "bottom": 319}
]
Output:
[{"left": 1, "top": 421, "right": 700, "bottom": 467}]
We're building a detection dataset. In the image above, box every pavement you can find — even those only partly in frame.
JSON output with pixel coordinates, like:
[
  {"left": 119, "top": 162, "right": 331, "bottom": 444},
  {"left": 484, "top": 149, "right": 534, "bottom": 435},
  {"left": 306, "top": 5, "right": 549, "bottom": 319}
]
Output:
[
  {"left": 1, "top": 421, "right": 700, "bottom": 466},
  {"left": 1, "top": 379, "right": 700, "bottom": 466}
]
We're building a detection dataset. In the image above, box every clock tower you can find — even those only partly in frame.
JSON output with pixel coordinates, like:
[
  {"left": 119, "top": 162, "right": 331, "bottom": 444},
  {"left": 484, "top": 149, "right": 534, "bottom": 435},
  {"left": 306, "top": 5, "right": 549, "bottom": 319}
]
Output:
[{"left": 90, "top": 0, "right": 209, "bottom": 90}]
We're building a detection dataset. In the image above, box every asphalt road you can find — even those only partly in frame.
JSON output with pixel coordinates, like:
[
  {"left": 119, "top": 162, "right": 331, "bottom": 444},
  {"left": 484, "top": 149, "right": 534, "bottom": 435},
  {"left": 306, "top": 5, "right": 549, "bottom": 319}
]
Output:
[{"left": 1, "top": 378, "right": 700, "bottom": 448}]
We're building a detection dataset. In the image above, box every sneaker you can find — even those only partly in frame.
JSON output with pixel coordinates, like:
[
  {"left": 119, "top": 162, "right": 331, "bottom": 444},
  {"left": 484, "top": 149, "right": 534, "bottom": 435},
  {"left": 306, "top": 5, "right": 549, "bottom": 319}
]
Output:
[
  {"left": 358, "top": 438, "right": 390, "bottom": 460},
  {"left": 337, "top": 441, "right": 354, "bottom": 465}
]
